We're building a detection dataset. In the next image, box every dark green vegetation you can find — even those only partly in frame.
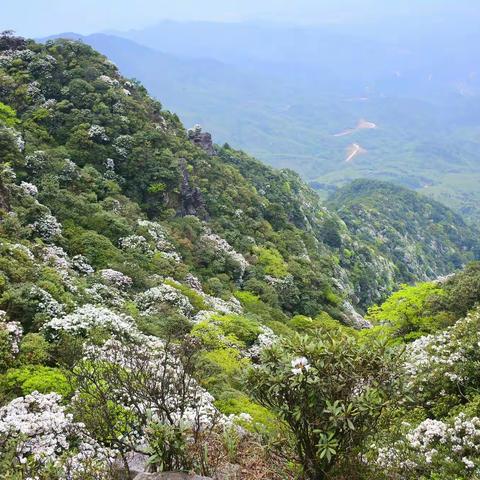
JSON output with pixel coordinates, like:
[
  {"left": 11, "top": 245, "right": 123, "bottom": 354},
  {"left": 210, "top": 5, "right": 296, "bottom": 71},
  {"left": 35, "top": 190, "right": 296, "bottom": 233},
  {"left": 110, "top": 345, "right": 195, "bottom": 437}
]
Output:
[
  {"left": 1, "top": 32, "right": 480, "bottom": 479},
  {"left": 46, "top": 17, "right": 480, "bottom": 223},
  {"left": 327, "top": 179, "right": 479, "bottom": 306}
]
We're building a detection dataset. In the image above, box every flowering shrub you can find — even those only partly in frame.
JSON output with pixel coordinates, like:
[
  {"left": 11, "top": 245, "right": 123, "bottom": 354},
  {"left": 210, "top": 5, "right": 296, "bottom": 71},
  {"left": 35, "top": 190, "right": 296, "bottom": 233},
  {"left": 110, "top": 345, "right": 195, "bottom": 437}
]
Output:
[
  {"left": 72, "top": 337, "right": 224, "bottom": 474},
  {"left": 28, "top": 285, "right": 65, "bottom": 317},
  {"left": 138, "top": 219, "right": 179, "bottom": 254},
  {"left": 99, "top": 268, "right": 132, "bottom": 289},
  {"left": 0, "top": 391, "right": 113, "bottom": 478},
  {"left": 403, "top": 307, "right": 480, "bottom": 413},
  {"left": 373, "top": 413, "right": 480, "bottom": 478},
  {"left": 30, "top": 213, "right": 62, "bottom": 241},
  {"left": 4, "top": 126, "right": 25, "bottom": 151},
  {"left": 71, "top": 254, "right": 94, "bottom": 275},
  {"left": 248, "top": 325, "right": 277, "bottom": 360},
  {"left": 246, "top": 332, "right": 400, "bottom": 479},
  {"left": 19, "top": 181, "right": 38, "bottom": 196},
  {"left": 43, "top": 304, "right": 139, "bottom": 339},
  {"left": 25, "top": 150, "right": 48, "bottom": 172},
  {"left": 135, "top": 284, "right": 194, "bottom": 317},
  {"left": 200, "top": 232, "right": 249, "bottom": 278},
  {"left": 88, "top": 124, "right": 109, "bottom": 143},
  {"left": 84, "top": 283, "right": 126, "bottom": 308},
  {"left": 1, "top": 319, "right": 22, "bottom": 355},
  {"left": 98, "top": 74, "right": 118, "bottom": 86},
  {"left": 119, "top": 234, "right": 153, "bottom": 254}
]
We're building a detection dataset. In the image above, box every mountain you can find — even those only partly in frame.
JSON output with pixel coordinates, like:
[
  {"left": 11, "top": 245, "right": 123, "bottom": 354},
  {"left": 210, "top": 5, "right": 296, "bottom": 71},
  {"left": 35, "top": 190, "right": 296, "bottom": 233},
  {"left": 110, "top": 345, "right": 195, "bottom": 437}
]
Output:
[
  {"left": 46, "top": 23, "right": 480, "bottom": 223},
  {"left": 1, "top": 33, "right": 477, "bottom": 324},
  {"left": 328, "top": 179, "right": 479, "bottom": 305},
  {"left": 0, "top": 32, "right": 480, "bottom": 479}
]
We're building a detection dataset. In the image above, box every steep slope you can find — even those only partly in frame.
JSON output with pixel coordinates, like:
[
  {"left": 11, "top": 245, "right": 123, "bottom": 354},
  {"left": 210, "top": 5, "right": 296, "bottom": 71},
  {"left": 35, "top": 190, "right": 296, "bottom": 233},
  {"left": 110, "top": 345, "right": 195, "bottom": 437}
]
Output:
[
  {"left": 1, "top": 32, "right": 480, "bottom": 480},
  {"left": 47, "top": 28, "right": 480, "bottom": 223},
  {"left": 0, "top": 33, "right": 477, "bottom": 332},
  {"left": 328, "top": 179, "right": 479, "bottom": 305}
]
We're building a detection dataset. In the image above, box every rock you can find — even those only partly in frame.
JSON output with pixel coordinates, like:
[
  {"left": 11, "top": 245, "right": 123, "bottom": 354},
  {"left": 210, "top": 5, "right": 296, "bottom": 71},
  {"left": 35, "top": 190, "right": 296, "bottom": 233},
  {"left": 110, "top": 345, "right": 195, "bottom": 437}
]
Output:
[
  {"left": 178, "top": 159, "right": 208, "bottom": 219},
  {"left": 341, "top": 301, "right": 372, "bottom": 329},
  {"left": 134, "top": 474, "right": 212, "bottom": 480},
  {"left": 188, "top": 125, "right": 215, "bottom": 156},
  {"left": 213, "top": 463, "right": 241, "bottom": 479},
  {"left": 114, "top": 452, "right": 150, "bottom": 479}
]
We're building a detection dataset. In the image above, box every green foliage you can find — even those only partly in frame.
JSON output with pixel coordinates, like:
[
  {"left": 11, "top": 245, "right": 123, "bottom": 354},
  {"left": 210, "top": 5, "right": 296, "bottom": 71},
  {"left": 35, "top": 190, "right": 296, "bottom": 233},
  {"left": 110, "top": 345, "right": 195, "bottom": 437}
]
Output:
[
  {"left": 253, "top": 246, "right": 289, "bottom": 278},
  {"left": 215, "top": 395, "right": 277, "bottom": 431},
  {"left": 164, "top": 279, "right": 209, "bottom": 313},
  {"left": 246, "top": 332, "right": 400, "bottom": 479},
  {"left": 367, "top": 282, "right": 445, "bottom": 340},
  {"left": 0, "top": 34, "right": 479, "bottom": 479},
  {"left": 0, "top": 101, "right": 18, "bottom": 126},
  {"left": 17, "top": 332, "right": 51, "bottom": 365},
  {"left": 145, "top": 422, "right": 191, "bottom": 472},
  {"left": 213, "top": 314, "right": 262, "bottom": 346},
  {"left": 0, "top": 365, "right": 71, "bottom": 398},
  {"left": 0, "top": 329, "right": 15, "bottom": 373}
]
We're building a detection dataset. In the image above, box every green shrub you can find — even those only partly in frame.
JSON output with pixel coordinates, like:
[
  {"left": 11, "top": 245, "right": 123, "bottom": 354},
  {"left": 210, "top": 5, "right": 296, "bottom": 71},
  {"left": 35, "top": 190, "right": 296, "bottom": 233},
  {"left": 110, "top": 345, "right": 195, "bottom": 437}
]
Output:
[
  {"left": 246, "top": 332, "right": 400, "bottom": 479},
  {"left": 0, "top": 365, "right": 71, "bottom": 398},
  {"left": 17, "top": 333, "right": 51, "bottom": 365}
]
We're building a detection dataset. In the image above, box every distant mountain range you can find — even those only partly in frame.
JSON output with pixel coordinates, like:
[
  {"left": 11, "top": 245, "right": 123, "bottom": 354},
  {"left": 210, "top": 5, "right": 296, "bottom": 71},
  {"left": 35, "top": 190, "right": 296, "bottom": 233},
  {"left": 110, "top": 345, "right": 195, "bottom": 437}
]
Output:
[{"left": 43, "top": 21, "right": 480, "bottom": 223}]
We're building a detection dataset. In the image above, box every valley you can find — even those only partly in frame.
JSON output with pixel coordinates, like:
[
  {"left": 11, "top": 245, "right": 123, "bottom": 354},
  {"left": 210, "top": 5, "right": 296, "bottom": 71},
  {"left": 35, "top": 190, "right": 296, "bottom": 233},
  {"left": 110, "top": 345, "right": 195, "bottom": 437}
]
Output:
[{"left": 44, "top": 25, "right": 480, "bottom": 223}]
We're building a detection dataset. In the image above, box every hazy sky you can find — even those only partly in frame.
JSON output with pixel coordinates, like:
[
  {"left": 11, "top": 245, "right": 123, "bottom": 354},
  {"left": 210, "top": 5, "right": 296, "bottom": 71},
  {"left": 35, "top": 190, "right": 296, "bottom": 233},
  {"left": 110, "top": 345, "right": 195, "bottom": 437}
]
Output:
[{"left": 2, "top": 0, "right": 479, "bottom": 38}]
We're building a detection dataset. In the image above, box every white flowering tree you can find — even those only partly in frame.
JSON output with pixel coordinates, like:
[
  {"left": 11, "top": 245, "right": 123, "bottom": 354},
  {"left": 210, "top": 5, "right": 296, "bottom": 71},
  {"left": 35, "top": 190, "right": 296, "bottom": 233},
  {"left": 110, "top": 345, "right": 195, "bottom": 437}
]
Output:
[
  {"left": 71, "top": 335, "right": 221, "bottom": 474},
  {"left": 246, "top": 332, "right": 400, "bottom": 480},
  {"left": 0, "top": 391, "right": 113, "bottom": 479}
]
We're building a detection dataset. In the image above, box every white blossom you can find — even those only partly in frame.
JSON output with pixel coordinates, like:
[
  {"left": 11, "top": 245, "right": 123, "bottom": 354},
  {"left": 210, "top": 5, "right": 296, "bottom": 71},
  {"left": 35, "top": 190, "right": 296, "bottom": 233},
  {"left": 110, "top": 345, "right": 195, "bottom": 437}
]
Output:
[
  {"left": 44, "top": 304, "right": 139, "bottom": 338},
  {"left": 71, "top": 254, "right": 94, "bottom": 275},
  {"left": 99, "top": 269, "right": 132, "bottom": 289},
  {"left": 88, "top": 124, "right": 109, "bottom": 142},
  {"left": 30, "top": 213, "right": 62, "bottom": 241},
  {"left": 291, "top": 356, "right": 311, "bottom": 375},
  {"left": 0, "top": 391, "right": 113, "bottom": 475},
  {"left": 135, "top": 284, "right": 193, "bottom": 317},
  {"left": 20, "top": 181, "right": 38, "bottom": 196},
  {"left": 200, "top": 232, "right": 249, "bottom": 278}
]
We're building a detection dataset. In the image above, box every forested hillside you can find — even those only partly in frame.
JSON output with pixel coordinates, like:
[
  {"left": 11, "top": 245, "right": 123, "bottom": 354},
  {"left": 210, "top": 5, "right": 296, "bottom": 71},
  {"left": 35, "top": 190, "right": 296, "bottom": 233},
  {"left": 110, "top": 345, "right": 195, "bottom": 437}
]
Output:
[
  {"left": 45, "top": 22, "right": 480, "bottom": 224},
  {"left": 0, "top": 32, "right": 480, "bottom": 479}
]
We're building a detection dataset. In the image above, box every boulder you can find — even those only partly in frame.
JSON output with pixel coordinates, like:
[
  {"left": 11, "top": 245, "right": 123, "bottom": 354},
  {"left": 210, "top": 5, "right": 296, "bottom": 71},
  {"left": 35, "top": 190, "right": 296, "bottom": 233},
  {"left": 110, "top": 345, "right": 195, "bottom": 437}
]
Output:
[{"left": 114, "top": 452, "right": 150, "bottom": 479}]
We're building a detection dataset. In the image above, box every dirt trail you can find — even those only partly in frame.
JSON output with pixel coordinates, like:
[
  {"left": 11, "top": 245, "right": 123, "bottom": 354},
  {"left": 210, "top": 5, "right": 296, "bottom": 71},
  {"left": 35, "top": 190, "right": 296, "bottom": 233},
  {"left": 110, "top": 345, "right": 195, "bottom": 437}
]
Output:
[
  {"left": 334, "top": 119, "right": 377, "bottom": 137},
  {"left": 345, "top": 143, "right": 366, "bottom": 163}
]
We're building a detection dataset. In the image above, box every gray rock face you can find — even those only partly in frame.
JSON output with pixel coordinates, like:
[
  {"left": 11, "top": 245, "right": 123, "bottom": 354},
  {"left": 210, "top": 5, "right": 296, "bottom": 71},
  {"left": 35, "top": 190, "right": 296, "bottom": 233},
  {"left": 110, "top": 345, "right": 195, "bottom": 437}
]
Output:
[
  {"left": 188, "top": 124, "right": 215, "bottom": 156},
  {"left": 113, "top": 451, "right": 150, "bottom": 479},
  {"left": 134, "top": 474, "right": 212, "bottom": 480},
  {"left": 179, "top": 158, "right": 208, "bottom": 219},
  {"left": 341, "top": 301, "right": 372, "bottom": 329}
]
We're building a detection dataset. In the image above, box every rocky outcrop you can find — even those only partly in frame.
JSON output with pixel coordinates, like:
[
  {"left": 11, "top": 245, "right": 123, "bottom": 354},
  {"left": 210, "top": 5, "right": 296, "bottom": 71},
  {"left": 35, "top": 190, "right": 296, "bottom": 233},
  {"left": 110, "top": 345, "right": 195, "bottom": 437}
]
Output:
[
  {"left": 341, "top": 301, "right": 372, "bottom": 329},
  {"left": 115, "top": 452, "right": 149, "bottom": 478},
  {"left": 188, "top": 125, "right": 215, "bottom": 156},
  {"left": 178, "top": 158, "right": 208, "bottom": 219}
]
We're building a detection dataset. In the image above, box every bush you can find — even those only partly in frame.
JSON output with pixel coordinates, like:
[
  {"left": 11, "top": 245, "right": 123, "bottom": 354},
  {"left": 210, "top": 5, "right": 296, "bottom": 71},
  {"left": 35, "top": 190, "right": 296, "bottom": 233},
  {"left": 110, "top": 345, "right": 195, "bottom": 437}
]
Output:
[
  {"left": 0, "top": 365, "right": 71, "bottom": 398},
  {"left": 246, "top": 331, "right": 400, "bottom": 479},
  {"left": 17, "top": 332, "right": 50, "bottom": 365}
]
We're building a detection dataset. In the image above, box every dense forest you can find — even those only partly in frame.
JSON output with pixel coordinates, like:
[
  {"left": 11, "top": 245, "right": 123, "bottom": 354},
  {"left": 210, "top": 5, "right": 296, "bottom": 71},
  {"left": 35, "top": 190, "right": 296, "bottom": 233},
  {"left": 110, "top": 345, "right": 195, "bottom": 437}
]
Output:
[{"left": 1, "top": 32, "right": 480, "bottom": 479}]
